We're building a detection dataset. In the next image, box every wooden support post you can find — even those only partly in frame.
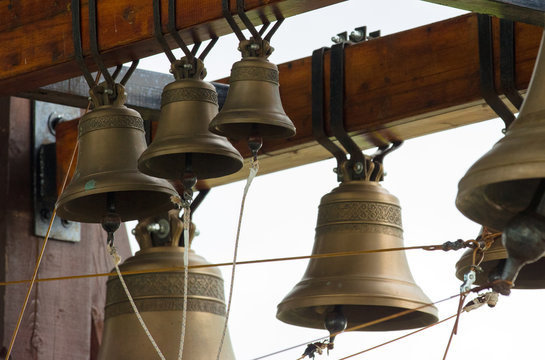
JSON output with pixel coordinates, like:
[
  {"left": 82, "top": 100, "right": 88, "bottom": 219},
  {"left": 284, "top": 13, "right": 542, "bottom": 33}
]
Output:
[
  {"left": 423, "top": 0, "right": 545, "bottom": 27},
  {"left": 0, "top": 0, "right": 345, "bottom": 95},
  {"left": 48, "top": 13, "right": 544, "bottom": 189},
  {"left": 0, "top": 97, "right": 131, "bottom": 359}
]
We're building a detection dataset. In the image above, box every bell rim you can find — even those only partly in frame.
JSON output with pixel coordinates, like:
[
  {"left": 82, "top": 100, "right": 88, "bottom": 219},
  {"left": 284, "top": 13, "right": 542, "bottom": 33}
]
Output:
[{"left": 138, "top": 135, "right": 244, "bottom": 180}]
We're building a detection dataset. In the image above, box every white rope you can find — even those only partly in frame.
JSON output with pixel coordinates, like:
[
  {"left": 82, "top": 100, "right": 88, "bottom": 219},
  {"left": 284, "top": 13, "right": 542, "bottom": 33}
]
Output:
[
  {"left": 216, "top": 158, "right": 259, "bottom": 360},
  {"left": 108, "top": 244, "right": 166, "bottom": 360},
  {"left": 177, "top": 206, "right": 191, "bottom": 360}
]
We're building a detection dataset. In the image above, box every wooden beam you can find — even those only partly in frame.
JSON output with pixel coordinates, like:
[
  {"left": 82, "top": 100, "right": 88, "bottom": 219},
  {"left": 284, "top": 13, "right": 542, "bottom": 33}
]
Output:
[
  {"left": 53, "top": 14, "right": 543, "bottom": 189},
  {"left": 0, "top": 0, "right": 344, "bottom": 96},
  {"left": 423, "top": 0, "right": 545, "bottom": 27}
]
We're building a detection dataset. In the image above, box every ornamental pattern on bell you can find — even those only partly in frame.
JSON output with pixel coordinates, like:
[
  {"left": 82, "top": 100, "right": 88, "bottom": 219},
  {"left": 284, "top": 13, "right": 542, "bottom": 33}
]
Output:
[
  {"left": 106, "top": 272, "right": 225, "bottom": 304},
  {"left": 161, "top": 87, "right": 218, "bottom": 107},
  {"left": 79, "top": 115, "right": 144, "bottom": 136},
  {"left": 230, "top": 66, "right": 279, "bottom": 83},
  {"left": 317, "top": 201, "right": 402, "bottom": 228}
]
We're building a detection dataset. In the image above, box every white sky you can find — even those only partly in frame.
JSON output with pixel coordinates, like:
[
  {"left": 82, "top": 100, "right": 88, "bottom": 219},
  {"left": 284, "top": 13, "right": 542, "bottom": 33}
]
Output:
[{"left": 132, "top": 1, "right": 545, "bottom": 359}]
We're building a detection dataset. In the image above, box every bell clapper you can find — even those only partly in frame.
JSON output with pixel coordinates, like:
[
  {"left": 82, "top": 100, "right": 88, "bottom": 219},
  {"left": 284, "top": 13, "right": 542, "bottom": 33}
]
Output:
[
  {"left": 324, "top": 306, "right": 347, "bottom": 351},
  {"left": 101, "top": 192, "right": 121, "bottom": 249}
]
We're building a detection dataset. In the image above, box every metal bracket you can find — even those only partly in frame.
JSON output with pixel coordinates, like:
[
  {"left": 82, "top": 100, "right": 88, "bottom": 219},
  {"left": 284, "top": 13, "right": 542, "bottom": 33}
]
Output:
[
  {"left": 33, "top": 101, "right": 81, "bottom": 242},
  {"left": 478, "top": 14, "right": 523, "bottom": 131}
]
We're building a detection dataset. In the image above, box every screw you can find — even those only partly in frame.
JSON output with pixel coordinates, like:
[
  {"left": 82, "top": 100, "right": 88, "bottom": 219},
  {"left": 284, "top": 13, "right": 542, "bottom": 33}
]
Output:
[
  {"left": 349, "top": 30, "right": 365, "bottom": 42},
  {"left": 331, "top": 35, "right": 342, "bottom": 44},
  {"left": 61, "top": 219, "right": 71, "bottom": 228},
  {"left": 353, "top": 162, "right": 364, "bottom": 174},
  {"left": 333, "top": 167, "right": 338, "bottom": 174},
  {"left": 183, "top": 63, "right": 193, "bottom": 69},
  {"left": 250, "top": 43, "right": 260, "bottom": 50},
  {"left": 131, "top": 228, "right": 136, "bottom": 235},
  {"left": 147, "top": 223, "right": 161, "bottom": 233},
  {"left": 502, "top": 128, "right": 507, "bottom": 134},
  {"left": 104, "top": 89, "right": 114, "bottom": 95}
]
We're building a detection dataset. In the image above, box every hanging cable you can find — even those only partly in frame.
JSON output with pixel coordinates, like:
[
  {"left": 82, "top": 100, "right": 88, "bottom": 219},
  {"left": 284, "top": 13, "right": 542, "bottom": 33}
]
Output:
[
  {"left": 216, "top": 157, "right": 259, "bottom": 360},
  {"left": 339, "top": 313, "right": 458, "bottom": 359},
  {"left": 0, "top": 236, "right": 498, "bottom": 287},
  {"left": 5, "top": 69, "right": 101, "bottom": 359}
]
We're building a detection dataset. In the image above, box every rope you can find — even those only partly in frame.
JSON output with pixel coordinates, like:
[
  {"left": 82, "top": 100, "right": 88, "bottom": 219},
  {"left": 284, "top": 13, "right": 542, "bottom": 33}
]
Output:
[
  {"left": 216, "top": 158, "right": 259, "bottom": 360},
  {"left": 177, "top": 206, "right": 191, "bottom": 360},
  {"left": 107, "top": 245, "right": 166, "bottom": 360},
  {"left": 339, "top": 314, "right": 458, "bottom": 359},
  {"left": 4, "top": 69, "right": 101, "bottom": 359},
  {"left": 0, "top": 239, "right": 485, "bottom": 287}
]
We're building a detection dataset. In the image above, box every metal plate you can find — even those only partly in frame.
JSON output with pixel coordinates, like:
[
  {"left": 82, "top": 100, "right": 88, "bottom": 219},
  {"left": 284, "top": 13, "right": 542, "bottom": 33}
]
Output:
[{"left": 33, "top": 101, "right": 81, "bottom": 242}]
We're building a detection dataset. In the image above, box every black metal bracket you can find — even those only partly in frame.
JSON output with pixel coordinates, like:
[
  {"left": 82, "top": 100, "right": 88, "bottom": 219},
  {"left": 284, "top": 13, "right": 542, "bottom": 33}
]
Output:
[
  {"left": 72, "top": 0, "right": 139, "bottom": 102},
  {"left": 32, "top": 101, "right": 81, "bottom": 242},
  {"left": 330, "top": 41, "right": 367, "bottom": 181},
  {"left": 222, "top": 0, "right": 283, "bottom": 50},
  {"left": 153, "top": 0, "right": 218, "bottom": 79},
  {"left": 312, "top": 47, "right": 346, "bottom": 182},
  {"left": 311, "top": 32, "right": 399, "bottom": 183},
  {"left": 478, "top": 14, "right": 523, "bottom": 131}
]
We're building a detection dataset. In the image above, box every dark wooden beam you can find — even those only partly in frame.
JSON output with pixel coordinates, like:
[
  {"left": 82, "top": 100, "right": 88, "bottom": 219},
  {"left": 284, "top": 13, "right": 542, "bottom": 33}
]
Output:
[
  {"left": 423, "top": 0, "right": 545, "bottom": 26},
  {"left": 0, "top": 0, "right": 345, "bottom": 96},
  {"left": 51, "top": 14, "right": 543, "bottom": 189}
]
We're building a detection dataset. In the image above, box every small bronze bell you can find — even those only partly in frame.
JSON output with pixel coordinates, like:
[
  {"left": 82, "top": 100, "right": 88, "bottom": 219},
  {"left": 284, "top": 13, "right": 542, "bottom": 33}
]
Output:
[
  {"left": 209, "top": 39, "right": 296, "bottom": 140},
  {"left": 456, "top": 32, "right": 545, "bottom": 231},
  {"left": 138, "top": 58, "right": 243, "bottom": 180},
  {"left": 277, "top": 180, "right": 438, "bottom": 332},
  {"left": 98, "top": 211, "right": 236, "bottom": 360},
  {"left": 455, "top": 229, "right": 545, "bottom": 289},
  {"left": 56, "top": 84, "right": 178, "bottom": 223}
]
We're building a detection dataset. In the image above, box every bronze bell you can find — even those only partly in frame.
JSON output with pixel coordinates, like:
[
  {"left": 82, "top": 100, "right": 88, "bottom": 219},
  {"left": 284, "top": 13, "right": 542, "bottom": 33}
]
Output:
[
  {"left": 456, "top": 32, "right": 545, "bottom": 231},
  {"left": 456, "top": 229, "right": 545, "bottom": 289},
  {"left": 138, "top": 58, "right": 243, "bottom": 180},
  {"left": 277, "top": 180, "right": 438, "bottom": 332},
  {"left": 98, "top": 212, "right": 236, "bottom": 360},
  {"left": 208, "top": 39, "right": 296, "bottom": 140},
  {"left": 56, "top": 84, "right": 178, "bottom": 223}
]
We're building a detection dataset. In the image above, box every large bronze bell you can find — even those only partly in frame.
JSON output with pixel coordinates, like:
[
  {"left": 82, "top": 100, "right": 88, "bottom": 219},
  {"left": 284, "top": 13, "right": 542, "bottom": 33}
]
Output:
[
  {"left": 277, "top": 180, "right": 438, "bottom": 332},
  {"left": 56, "top": 84, "right": 178, "bottom": 223},
  {"left": 456, "top": 32, "right": 545, "bottom": 231},
  {"left": 138, "top": 58, "right": 243, "bottom": 180},
  {"left": 98, "top": 212, "right": 235, "bottom": 360},
  {"left": 456, "top": 229, "right": 545, "bottom": 289},
  {"left": 208, "top": 39, "right": 296, "bottom": 140}
]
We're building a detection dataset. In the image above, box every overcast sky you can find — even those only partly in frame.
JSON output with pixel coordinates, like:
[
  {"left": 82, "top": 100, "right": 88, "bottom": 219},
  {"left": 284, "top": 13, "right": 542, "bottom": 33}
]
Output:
[{"left": 132, "top": 1, "right": 545, "bottom": 359}]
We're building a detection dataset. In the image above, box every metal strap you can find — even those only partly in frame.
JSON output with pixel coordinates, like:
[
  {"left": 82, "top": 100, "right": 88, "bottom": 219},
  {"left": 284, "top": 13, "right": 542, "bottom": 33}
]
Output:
[
  {"left": 89, "top": 0, "right": 115, "bottom": 90},
  {"left": 190, "top": 189, "right": 211, "bottom": 215},
  {"left": 153, "top": 0, "right": 177, "bottom": 63},
  {"left": 500, "top": 19, "right": 524, "bottom": 110},
  {"left": 330, "top": 42, "right": 366, "bottom": 180},
  {"left": 478, "top": 14, "right": 516, "bottom": 130},
  {"left": 71, "top": 0, "right": 95, "bottom": 89},
  {"left": 312, "top": 47, "right": 346, "bottom": 181}
]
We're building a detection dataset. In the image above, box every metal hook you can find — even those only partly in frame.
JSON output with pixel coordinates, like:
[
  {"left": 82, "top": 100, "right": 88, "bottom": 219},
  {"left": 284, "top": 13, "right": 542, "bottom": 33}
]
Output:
[
  {"left": 88, "top": 0, "right": 115, "bottom": 90},
  {"left": 153, "top": 0, "right": 177, "bottom": 63},
  {"left": 478, "top": 14, "right": 516, "bottom": 131},
  {"left": 167, "top": 0, "right": 196, "bottom": 60},
  {"left": 312, "top": 47, "right": 346, "bottom": 182},
  {"left": 500, "top": 19, "right": 524, "bottom": 110},
  {"left": 370, "top": 141, "right": 402, "bottom": 181},
  {"left": 120, "top": 60, "right": 139, "bottom": 86},
  {"left": 71, "top": 0, "right": 96, "bottom": 89},
  {"left": 330, "top": 42, "right": 366, "bottom": 180}
]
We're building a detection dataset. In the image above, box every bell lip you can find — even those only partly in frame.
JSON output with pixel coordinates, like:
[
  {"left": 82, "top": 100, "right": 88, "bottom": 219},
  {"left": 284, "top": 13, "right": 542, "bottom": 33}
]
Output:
[
  {"left": 208, "top": 111, "right": 296, "bottom": 140},
  {"left": 137, "top": 135, "right": 244, "bottom": 180},
  {"left": 56, "top": 171, "right": 178, "bottom": 223},
  {"left": 277, "top": 294, "right": 438, "bottom": 331},
  {"left": 277, "top": 274, "right": 438, "bottom": 331}
]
